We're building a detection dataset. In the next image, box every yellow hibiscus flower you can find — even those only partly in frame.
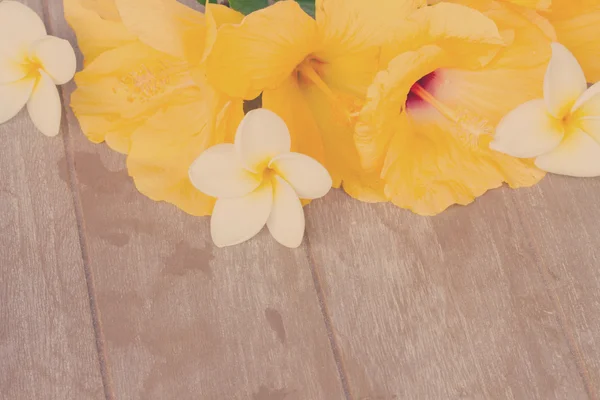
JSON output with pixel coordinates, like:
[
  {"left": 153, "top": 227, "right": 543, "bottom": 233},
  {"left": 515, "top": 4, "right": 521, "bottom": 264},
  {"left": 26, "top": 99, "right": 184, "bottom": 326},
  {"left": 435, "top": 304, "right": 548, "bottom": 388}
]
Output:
[
  {"left": 355, "top": 1, "right": 550, "bottom": 215},
  {"left": 206, "top": 0, "right": 425, "bottom": 202},
  {"left": 66, "top": 0, "right": 244, "bottom": 216}
]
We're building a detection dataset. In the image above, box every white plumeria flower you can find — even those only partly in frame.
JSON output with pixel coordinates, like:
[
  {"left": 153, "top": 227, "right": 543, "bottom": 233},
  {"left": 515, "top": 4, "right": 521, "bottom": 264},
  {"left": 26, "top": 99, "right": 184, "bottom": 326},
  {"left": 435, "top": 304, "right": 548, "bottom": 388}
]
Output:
[
  {"left": 491, "top": 42, "right": 600, "bottom": 177},
  {"left": 0, "top": 1, "right": 76, "bottom": 136},
  {"left": 189, "top": 108, "right": 332, "bottom": 248}
]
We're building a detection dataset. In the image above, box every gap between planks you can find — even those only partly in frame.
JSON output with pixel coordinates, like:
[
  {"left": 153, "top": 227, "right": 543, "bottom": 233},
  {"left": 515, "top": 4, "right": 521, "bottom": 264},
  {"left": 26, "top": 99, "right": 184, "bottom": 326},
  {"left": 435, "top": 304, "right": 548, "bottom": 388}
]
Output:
[
  {"left": 305, "top": 235, "right": 354, "bottom": 400},
  {"left": 40, "top": 1, "right": 116, "bottom": 398}
]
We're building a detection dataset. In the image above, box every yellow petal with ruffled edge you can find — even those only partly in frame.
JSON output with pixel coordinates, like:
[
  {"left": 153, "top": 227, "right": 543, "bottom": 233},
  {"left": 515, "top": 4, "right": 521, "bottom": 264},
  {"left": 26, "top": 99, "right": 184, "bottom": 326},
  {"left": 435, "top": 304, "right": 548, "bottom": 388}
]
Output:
[
  {"left": 115, "top": 0, "right": 205, "bottom": 58},
  {"left": 70, "top": 41, "right": 194, "bottom": 154},
  {"left": 199, "top": 4, "right": 244, "bottom": 64},
  {"left": 503, "top": 0, "right": 550, "bottom": 10},
  {"left": 303, "top": 84, "right": 387, "bottom": 202},
  {"left": 262, "top": 78, "right": 326, "bottom": 173},
  {"left": 206, "top": 0, "right": 318, "bottom": 100},
  {"left": 381, "top": 2, "right": 504, "bottom": 69},
  {"left": 315, "top": 0, "right": 426, "bottom": 96},
  {"left": 63, "top": 0, "right": 135, "bottom": 63},
  {"left": 544, "top": 0, "right": 600, "bottom": 82}
]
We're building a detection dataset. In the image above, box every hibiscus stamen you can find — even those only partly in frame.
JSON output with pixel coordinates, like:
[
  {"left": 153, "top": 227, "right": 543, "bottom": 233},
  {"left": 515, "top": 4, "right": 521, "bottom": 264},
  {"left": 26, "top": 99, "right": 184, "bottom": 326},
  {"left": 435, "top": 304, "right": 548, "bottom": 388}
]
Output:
[
  {"left": 410, "top": 82, "right": 489, "bottom": 141},
  {"left": 298, "top": 63, "right": 351, "bottom": 120}
]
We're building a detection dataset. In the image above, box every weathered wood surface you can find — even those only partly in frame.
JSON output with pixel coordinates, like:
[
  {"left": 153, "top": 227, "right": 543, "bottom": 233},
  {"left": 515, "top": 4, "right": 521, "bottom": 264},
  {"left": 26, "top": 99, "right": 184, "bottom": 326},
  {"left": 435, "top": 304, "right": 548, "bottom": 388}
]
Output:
[
  {"left": 0, "top": 0, "right": 599, "bottom": 399},
  {"left": 44, "top": 1, "right": 346, "bottom": 399},
  {"left": 0, "top": 1, "right": 105, "bottom": 399}
]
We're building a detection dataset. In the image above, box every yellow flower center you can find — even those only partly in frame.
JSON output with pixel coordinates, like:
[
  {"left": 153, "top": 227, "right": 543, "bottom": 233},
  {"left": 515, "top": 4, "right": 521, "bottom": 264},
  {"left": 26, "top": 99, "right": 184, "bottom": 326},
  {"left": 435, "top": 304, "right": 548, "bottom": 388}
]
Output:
[
  {"left": 262, "top": 167, "right": 276, "bottom": 182},
  {"left": 118, "top": 62, "right": 171, "bottom": 103},
  {"left": 21, "top": 57, "right": 43, "bottom": 79}
]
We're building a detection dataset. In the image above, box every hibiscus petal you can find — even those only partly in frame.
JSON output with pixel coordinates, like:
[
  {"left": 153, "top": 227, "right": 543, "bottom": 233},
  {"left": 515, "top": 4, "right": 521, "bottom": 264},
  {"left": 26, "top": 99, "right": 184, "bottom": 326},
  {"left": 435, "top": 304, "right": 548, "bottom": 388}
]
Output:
[
  {"left": 543, "top": 42, "right": 587, "bottom": 119},
  {"left": 30, "top": 36, "right": 77, "bottom": 85},
  {"left": 0, "top": 78, "right": 35, "bottom": 124},
  {"left": 206, "top": 0, "right": 318, "bottom": 99},
  {"left": 269, "top": 152, "right": 332, "bottom": 199},
  {"left": 535, "top": 128, "right": 600, "bottom": 177},
  {"left": 189, "top": 143, "right": 261, "bottom": 199},
  {"left": 27, "top": 71, "right": 62, "bottom": 136},
  {"left": 267, "top": 176, "right": 305, "bottom": 248},
  {"left": 63, "top": 0, "right": 136, "bottom": 63},
  {"left": 491, "top": 99, "right": 564, "bottom": 158},
  {"left": 198, "top": 4, "right": 244, "bottom": 65},
  {"left": 211, "top": 181, "right": 273, "bottom": 248},
  {"left": 262, "top": 77, "right": 325, "bottom": 166},
  {"left": 235, "top": 109, "right": 291, "bottom": 173},
  {"left": 315, "top": 0, "right": 425, "bottom": 95},
  {"left": 302, "top": 84, "right": 386, "bottom": 202},
  {"left": 382, "top": 3, "right": 504, "bottom": 69},
  {"left": 504, "top": 0, "right": 550, "bottom": 10},
  {"left": 115, "top": 0, "right": 205, "bottom": 58},
  {"left": 547, "top": 4, "right": 600, "bottom": 82}
]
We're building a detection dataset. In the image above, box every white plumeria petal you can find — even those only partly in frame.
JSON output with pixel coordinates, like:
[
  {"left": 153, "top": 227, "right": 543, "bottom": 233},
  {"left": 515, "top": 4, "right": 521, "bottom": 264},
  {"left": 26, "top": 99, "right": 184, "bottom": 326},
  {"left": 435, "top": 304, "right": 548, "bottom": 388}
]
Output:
[
  {"left": 570, "top": 83, "right": 600, "bottom": 145},
  {"left": 29, "top": 36, "right": 77, "bottom": 85},
  {"left": 0, "top": 55, "right": 25, "bottom": 84},
  {"left": 27, "top": 71, "right": 61, "bottom": 136},
  {"left": 210, "top": 181, "right": 273, "bottom": 248},
  {"left": 543, "top": 43, "right": 587, "bottom": 119},
  {"left": 267, "top": 176, "right": 305, "bottom": 248},
  {"left": 491, "top": 99, "right": 564, "bottom": 158},
  {"left": 571, "top": 81, "right": 600, "bottom": 113},
  {"left": 269, "top": 152, "right": 332, "bottom": 199},
  {"left": 576, "top": 116, "right": 600, "bottom": 145},
  {"left": 0, "top": 1, "right": 46, "bottom": 83},
  {"left": 189, "top": 143, "right": 261, "bottom": 198},
  {"left": 0, "top": 78, "right": 35, "bottom": 124},
  {"left": 0, "top": 1, "right": 46, "bottom": 43},
  {"left": 234, "top": 108, "right": 291, "bottom": 173},
  {"left": 535, "top": 128, "right": 600, "bottom": 177}
]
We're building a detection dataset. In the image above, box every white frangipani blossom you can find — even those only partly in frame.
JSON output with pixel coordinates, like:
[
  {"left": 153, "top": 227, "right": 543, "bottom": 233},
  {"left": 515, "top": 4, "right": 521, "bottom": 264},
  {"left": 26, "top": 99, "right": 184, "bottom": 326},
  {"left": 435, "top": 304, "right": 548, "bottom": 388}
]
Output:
[
  {"left": 0, "top": 1, "right": 76, "bottom": 136},
  {"left": 189, "top": 108, "right": 332, "bottom": 248}
]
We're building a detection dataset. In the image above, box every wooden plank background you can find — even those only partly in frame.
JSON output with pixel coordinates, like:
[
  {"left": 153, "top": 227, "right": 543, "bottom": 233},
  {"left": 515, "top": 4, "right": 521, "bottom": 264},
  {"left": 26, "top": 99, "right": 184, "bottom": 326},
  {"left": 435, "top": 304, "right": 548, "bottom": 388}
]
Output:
[{"left": 1, "top": 0, "right": 599, "bottom": 399}]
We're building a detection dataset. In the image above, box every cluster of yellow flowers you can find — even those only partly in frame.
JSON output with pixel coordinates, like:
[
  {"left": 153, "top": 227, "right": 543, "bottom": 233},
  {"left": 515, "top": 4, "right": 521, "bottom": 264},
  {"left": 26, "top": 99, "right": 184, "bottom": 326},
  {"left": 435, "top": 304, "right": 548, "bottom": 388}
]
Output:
[{"left": 65, "top": 0, "right": 600, "bottom": 216}]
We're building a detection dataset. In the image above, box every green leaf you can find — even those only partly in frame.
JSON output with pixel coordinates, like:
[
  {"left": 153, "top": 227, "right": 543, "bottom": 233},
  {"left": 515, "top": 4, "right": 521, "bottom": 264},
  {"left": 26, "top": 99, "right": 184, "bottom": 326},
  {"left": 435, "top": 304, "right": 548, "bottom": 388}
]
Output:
[
  {"left": 229, "top": 0, "right": 269, "bottom": 15},
  {"left": 294, "top": 0, "right": 315, "bottom": 17},
  {"left": 196, "top": 0, "right": 219, "bottom": 4}
]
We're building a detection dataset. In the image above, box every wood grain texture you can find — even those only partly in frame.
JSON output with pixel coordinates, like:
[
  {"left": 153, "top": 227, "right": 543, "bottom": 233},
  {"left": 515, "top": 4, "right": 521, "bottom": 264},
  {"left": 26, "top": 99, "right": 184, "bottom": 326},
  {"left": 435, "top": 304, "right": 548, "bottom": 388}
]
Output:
[
  {"left": 12, "top": 0, "right": 599, "bottom": 399},
  {"left": 305, "top": 187, "right": 595, "bottom": 399},
  {"left": 0, "top": 3, "right": 104, "bottom": 400},
  {"left": 60, "top": 124, "right": 346, "bottom": 400},
  {"left": 45, "top": 1, "right": 346, "bottom": 399},
  {"left": 512, "top": 176, "right": 600, "bottom": 399}
]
